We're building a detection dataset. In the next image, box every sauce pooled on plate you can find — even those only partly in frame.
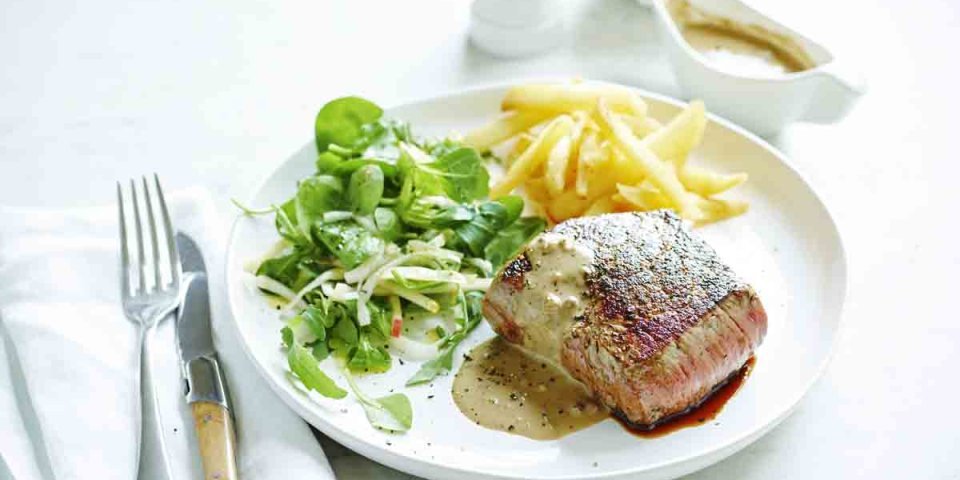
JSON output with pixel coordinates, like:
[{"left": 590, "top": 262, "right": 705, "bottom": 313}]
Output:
[{"left": 453, "top": 337, "right": 608, "bottom": 440}]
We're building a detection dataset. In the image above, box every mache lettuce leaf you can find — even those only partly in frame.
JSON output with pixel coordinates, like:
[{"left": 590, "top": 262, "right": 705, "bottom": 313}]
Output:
[{"left": 315, "top": 97, "right": 384, "bottom": 153}]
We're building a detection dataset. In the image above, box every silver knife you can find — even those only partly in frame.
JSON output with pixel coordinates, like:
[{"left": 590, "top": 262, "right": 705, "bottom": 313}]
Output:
[{"left": 175, "top": 233, "right": 239, "bottom": 480}]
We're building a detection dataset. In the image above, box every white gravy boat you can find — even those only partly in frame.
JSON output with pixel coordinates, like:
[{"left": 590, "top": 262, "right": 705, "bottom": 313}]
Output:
[{"left": 651, "top": 0, "right": 865, "bottom": 136}]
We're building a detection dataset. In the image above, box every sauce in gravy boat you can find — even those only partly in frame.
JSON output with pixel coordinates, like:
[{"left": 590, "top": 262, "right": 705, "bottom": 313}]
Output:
[{"left": 652, "top": 0, "right": 865, "bottom": 136}]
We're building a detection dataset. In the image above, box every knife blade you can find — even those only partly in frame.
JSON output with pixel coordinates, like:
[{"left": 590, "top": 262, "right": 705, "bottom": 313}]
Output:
[
  {"left": 176, "top": 233, "right": 215, "bottom": 363},
  {"left": 175, "top": 232, "right": 239, "bottom": 480}
]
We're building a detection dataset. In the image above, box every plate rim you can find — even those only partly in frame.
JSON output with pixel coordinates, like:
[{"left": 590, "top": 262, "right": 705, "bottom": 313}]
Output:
[{"left": 224, "top": 80, "right": 849, "bottom": 479}]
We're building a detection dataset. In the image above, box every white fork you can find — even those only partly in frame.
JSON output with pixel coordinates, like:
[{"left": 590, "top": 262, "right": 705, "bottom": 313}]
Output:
[{"left": 117, "top": 174, "right": 179, "bottom": 479}]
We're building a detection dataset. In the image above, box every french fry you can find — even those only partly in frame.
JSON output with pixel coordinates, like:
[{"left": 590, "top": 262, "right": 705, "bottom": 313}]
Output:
[
  {"left": 582, "top": 150, "right": 621, "bottom": 200},
  {"left": 616, "top": 182, "right": 672, "bottom": 211},
  {"left": 545, "top": 135, "right": 574, "bottom": 197},
  {"left": 679, "top": 165, "right": 748, "bottom": 197},
  {"left": 620, "top": 113, "right": 660, "bottom": 138},
  {"left": 502, "top": 83, "right": 647, "bottom": 117},
  {"left": 489, "top": 134, "right": 520, "bottom": 165},
  {"left": 523, "top": 177, "right": 551, "bottom": 204},
  {"left": 510, "top": 133, "right": 536, "bottom": 161},
  {"left": 576, "top": 131, "right": 602, "bottom": 197},
  {"left": 583, "top": 195, "right": 618, "bottom": 216},
  {"left": 609, "top": 193, "right": 637, "bottom": 212},
  {"left": 694, "top": 197, "right": 749, "bottom": 226},
  {"left": 566, "top": 112, "right": 589, "bottom": 185},
  {"left": 608, "top": 146, "right": 647, "bottom": 185},
  {"left": 546, "top": 188, "right": 593, "bottom": 222},
  {"left": 491, "top": 115, "right": 575, "bottom": 199},
  {"left": 473, "top": 82, "right": 748, "bottom": 227},
  {"left": 596, "top": 99, "right": 701, "bottom": 219},
  {"left": 545, "top": 114, "right": 589, "bottom": 196},
  {"left": 640, "top": 100, "right": 707, "bottom": 167},
  {"left": 490, "top": 132, "right": 534, "bottom": 166},
  {"left": 464, "top": 110, "right": 549, "bottom": 151},
  {"left": 579, "top": 115, "right": 603, "bottom": 135},
  {"left": 564, "top": 148, "right": 579, "bottom": 187}
]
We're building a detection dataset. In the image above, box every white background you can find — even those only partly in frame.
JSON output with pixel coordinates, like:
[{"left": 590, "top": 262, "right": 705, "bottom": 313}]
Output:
[{"left": 2, "top": 0, "right": 959, "bottom": 478}]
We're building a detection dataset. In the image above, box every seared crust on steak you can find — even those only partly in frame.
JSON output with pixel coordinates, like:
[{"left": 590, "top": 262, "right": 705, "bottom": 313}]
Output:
[{"left": 482, "top": 210, "right": 767, "bottom": 426}]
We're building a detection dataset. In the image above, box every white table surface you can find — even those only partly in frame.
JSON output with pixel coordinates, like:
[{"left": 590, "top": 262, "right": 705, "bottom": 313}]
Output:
[{"left": 3, "top": 0, "right": 959, "bottom": 478}]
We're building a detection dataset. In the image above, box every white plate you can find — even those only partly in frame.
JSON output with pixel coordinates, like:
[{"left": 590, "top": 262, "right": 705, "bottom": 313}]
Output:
[{"left": 226, "top": 84, "right": 847, "bottom": 480}]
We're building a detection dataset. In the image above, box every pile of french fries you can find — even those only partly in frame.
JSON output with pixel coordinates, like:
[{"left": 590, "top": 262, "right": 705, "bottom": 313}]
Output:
[{"left": 464, "top": 82, "right": 748, "bottom": 226}]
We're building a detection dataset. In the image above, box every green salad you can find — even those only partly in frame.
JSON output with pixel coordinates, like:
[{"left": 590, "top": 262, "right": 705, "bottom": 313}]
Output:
[{"left": 241, "top": 96, "right": 545, "bottom": 432}]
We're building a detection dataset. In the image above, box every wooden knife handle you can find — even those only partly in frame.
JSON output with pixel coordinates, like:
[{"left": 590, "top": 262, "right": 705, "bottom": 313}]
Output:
[{"left": 191, "top": 401, "right": 239, "bottom": 480}]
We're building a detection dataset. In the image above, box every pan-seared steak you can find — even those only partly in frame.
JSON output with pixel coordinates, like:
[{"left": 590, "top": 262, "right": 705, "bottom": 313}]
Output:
[{"left": 482, "top": 210, "right": 767, "bottom": 427}]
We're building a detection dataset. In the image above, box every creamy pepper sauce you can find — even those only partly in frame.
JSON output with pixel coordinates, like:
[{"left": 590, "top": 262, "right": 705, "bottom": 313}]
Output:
[
  {"left": 681, "top": 25, "right": 810, "bottom": 76},
  {"left": 452, "top": 233, "right": 605, "bottom": 440},
  {"left": 669, "top": 0, "right": 816, "bottom": 77},
  {"left": 496, "top": 233, "right": 593, "bottom": 363},
  {"left": 453, "top": 337, "right": 608, "bottom": 440}
]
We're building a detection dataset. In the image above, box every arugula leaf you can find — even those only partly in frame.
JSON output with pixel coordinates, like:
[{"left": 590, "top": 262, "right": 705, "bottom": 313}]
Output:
[
  {"left": 256, "top": 250, "right": 304, "bottom": 287},
  {"left": 285, "top": 314, "right": 319, "bottom": 345},
  {"left": 360, "top": 392, "right": 412, "bottom": 432},
  {"left": 348, "top": 333, "right": 391, "bottom": 373},
  {"left": 495, "top": 195, "right": 524, "bottom": 224},
  {"left": 287, "top": 343, "right": 347, "bottom": 399},
  {"left": 404, "top": 343, "right": 455, "bottom": 387},
  {"left": 431, "top": 148, "right": 490, "bottom": 202},
  {"left": 275, "top": 199, "right": 303, "bottom": 244},
  {"left": 258, "top": 248, "right": 332, "bottom": 293},
  {"left": 309, "top": 341, "right": 330, "bottom": 362},
  {"left": 306, "top": 301, "right": 339, "bottom": 327},
  {"left": 315, "top": 221, "right": 384, "bottom": 269},
  {"left": 315, "top": 97, "right": 384, "bottom": 153},
  {"left": 364, "top": 300, "right": 391, "bottom": 341},
  {"left": 344, "top": 369, "right": 412, "bottom": 432},
  {"left": 301, "top": 304, "right": 337, "bottom": 340},
  {"left": 401, "top": 146, "right": 489, "bottom": 203},
  {"left": 406, "top": 291, "right": 484, "bottom": 386},
  {"left": 372, "top": 394, "right": 413, "bottom": 429},
  {"left": 331, "top": 314, "right": 358, "bottom": 346},
  {"left": 399, "top": 197, "right": 475, "bottom": 230},
  {"left": 484, "top": 216, "right": 547, "bottom": 268},
  {"left": 422, "top": 137, "right": 466, "bottom": 159},
  {"left": 452, "top": 196, "right": 524, "bottom": 256}
]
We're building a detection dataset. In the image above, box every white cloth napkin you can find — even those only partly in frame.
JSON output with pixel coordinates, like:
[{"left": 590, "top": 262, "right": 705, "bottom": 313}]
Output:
[{"left": 0, "top": 188, "right": 336, "bottom": 480}]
